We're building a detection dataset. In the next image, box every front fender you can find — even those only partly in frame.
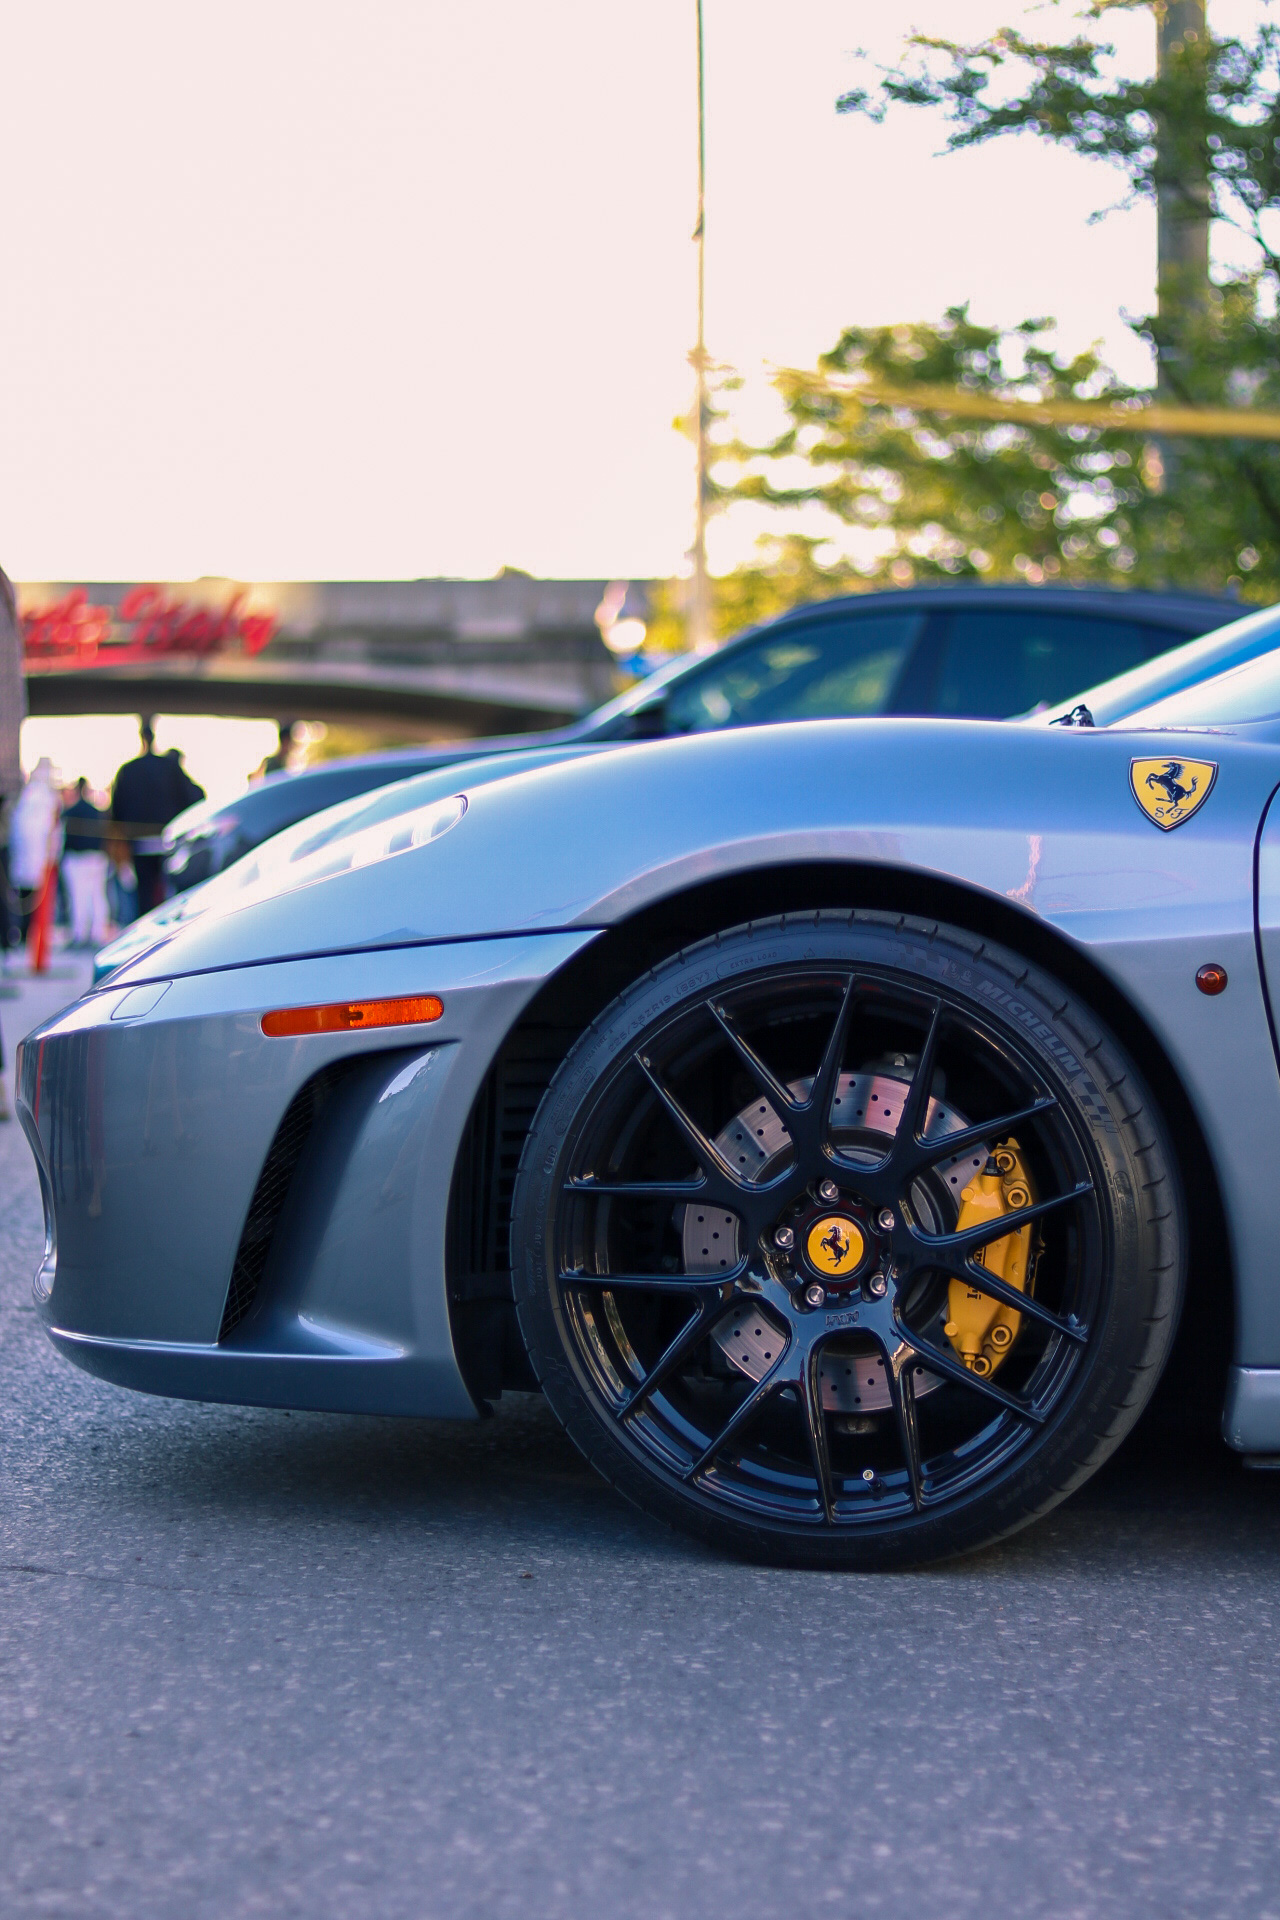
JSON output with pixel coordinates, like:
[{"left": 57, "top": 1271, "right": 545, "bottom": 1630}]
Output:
[{"left": 112, "top": 718, "right": 1280, "bottom": 979}]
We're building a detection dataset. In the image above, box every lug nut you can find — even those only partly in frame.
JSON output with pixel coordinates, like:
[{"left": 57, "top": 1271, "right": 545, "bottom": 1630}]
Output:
[
  {"left": 866, "top": 1272, "right": 888, "bottom": 1298},
  {"left": 818, "top": 1179, "right": 840, "bottom": 1203},
  {"left": 804, "top": 1283, "right": 826, "bottom": 1308},
  {"left": 773, "top": 1225, "right": 795, "bottom": 1250},
  {"left": 878, "top": 1208, "right": 896, "bottom": 1232}
]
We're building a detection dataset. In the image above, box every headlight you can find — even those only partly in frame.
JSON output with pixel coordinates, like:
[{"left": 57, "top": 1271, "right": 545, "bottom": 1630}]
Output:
[
  {"left": 307, "top": 794, "right": 468, "bottom": 881},
  {"left": 350, "top": 794, "right": 467, "bottom": 868},
  {"left": 101, "top": 792, "right": 470, "bottom": 982}
]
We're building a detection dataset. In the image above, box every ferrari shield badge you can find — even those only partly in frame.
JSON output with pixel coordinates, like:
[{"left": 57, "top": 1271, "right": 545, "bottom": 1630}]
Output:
[{"left": 1129, "top": 757, "right": 1218, "bottom": 831}]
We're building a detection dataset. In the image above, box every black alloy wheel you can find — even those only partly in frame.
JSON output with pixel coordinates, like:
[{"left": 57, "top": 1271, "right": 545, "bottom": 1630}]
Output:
[{"left": 511, "top": 913, "right": 1185, "bottom": 1568}]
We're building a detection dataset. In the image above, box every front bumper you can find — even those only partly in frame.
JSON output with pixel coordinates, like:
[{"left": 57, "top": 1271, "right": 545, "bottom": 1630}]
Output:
[{"left": 17, "top": 931, "right": 594, "bottom": 1418}]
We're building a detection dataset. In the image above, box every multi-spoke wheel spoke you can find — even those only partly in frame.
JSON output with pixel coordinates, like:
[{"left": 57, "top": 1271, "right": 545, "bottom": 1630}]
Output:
[
  {"left": 799, "top": 1344, "right": 837, "bottom": 1523},
  {"left": 706, "top": 999, "right": 802, "bottom": 1116},
  {"left": 565, "top": 1176, "right": 727, "bottom": 1200},
  {"left": 934, "top": 1255, "right": 1089, "bottom": 1345},
  {"left": 560, "top": 1268, "right": 737, "bottom": 1293},
  {"left": 881, "top": 1341, "right": 925, "bottom": 1510},
  {"left": 633, "top": 1052, "right": 757, "bottom": 1191},
  {"left": 807, "top": 972, "right": 860, "bottom": 1143},
  {"left": 685, "top": 1342, "right": 802, "bottom": 1480},
  {"left": 924, "top": 1181, "right": 1093, "bottom": 1262},
  {"left": 889, "top": 998, "right": 942, "bottom": 1158},
  {"left": 892, "top": 1096, "right": 1059, "bottom": 1176},
  {"left": 895, "top": 1325, "right": 1046, "bottom": 1423},
  {"left": 619, "top": 1293, "right": 734, "bottom": 1419}
]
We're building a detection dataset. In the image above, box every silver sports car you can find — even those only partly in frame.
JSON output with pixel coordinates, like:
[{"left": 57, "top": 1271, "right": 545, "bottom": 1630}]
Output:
[{"left": 18, "top": 651, "right": 1280, "bottom": 1568}]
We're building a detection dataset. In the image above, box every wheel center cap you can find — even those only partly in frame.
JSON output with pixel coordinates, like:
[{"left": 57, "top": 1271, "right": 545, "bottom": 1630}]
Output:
[{"left": 805, "top": 1213, "right": 867, "bottom": 1284}]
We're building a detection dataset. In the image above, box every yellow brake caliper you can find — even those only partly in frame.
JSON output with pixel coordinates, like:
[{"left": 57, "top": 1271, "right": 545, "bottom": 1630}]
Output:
[{"left": 945, "top": 1139, "right": 1037, "bottom": 1377}]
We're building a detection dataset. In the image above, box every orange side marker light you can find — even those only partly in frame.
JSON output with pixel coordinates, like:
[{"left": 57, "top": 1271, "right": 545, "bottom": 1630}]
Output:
[{"left": 261, "top": 995, "right": 443, "bottom": 1037}]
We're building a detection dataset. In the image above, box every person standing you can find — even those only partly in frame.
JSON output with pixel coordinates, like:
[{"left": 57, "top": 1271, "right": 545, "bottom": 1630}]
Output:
[
  {"left": 111, "top": 718, "right": 186, "bottom": 918},
  {"left": 0, "top": 567, "right": 22, "bottom": 815},
  {"left": 165, "top": 746, "right": 205, "bottom": 814},
  {"left": 9, "top": 759, "right": 62, "bottom": 966},
  {"left": 254, "top": 719, "right": 298, "bottom": 780},
  {"left": 62, "top": 778, "right": 111, "bottom": 948},
  {"left": 0, "top": 567, "right": 24, "bottom": 1118},
  {"left": 0, "top": 567, "right": 25, "bottom": 957}
]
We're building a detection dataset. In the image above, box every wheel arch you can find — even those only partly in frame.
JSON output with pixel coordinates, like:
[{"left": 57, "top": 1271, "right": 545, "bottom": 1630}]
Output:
[{"left": 447, "top": 858, "right": 1230, "bottom": 1422}]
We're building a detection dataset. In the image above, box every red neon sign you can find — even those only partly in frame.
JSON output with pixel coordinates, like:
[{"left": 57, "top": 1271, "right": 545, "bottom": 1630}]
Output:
[{"left": 22, "top": 585, "right": 277, "bottom": 668}]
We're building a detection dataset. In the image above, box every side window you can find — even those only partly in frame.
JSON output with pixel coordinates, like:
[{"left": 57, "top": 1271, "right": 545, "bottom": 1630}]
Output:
[
  {"left": 928, "top": 611, "right": 1165, "bottom": 719},
  {"left": 664, "top": 613, "right": 924, "bottom": 734}
]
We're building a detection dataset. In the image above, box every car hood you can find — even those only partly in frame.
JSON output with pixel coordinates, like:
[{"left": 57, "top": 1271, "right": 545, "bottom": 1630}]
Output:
[
  {"left": 95, "top": 742, "right": 608, "bottom": 983},
  {"left": 102, "top": 716, "right": 1280, "bottom": 989}
]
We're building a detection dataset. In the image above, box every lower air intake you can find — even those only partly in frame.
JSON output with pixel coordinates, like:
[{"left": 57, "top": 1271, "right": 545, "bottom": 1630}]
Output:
[{"left": 218, "top": 1063, "right": 354, "bottom": 1340}]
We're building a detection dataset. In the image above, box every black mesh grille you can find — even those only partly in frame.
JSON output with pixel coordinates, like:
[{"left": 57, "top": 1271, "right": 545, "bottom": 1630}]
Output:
[{"left": 218, "top": 1063, "right": 354, "bottom": 1340}]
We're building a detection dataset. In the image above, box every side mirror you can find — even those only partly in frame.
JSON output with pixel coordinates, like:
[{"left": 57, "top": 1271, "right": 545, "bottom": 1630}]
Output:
[{"left": 624, "top": 697, "right": 667, "bottom": 740}]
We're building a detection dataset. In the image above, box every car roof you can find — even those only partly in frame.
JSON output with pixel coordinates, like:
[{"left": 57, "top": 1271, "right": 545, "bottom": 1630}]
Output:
[{"left": 758, "top": 582, "right": 1238, "bottom": 630}]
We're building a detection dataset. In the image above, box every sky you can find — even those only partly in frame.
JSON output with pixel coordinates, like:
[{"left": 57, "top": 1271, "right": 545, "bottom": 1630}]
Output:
[
  {"left": 8, "top": 0, "right": 1255, "bottom": 592},
  {"left": 3, "top": 1, "right": 1266, "bottom": 795}
]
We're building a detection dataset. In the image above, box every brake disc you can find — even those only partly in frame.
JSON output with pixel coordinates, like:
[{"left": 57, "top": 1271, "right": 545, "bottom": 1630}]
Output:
[{"left": 683, "top": 1069, "right": 991, "bottom": 1413}]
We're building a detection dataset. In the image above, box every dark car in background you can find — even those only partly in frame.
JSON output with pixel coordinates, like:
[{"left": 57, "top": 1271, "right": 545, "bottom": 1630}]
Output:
[{"left": 162, "top": 582, "right": 1239, "bottom": 893}]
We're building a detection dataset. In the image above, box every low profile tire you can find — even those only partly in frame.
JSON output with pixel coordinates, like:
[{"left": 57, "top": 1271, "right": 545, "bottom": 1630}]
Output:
[{"left": 511, "top": 913, "right": 1185, "bottom": 1569}]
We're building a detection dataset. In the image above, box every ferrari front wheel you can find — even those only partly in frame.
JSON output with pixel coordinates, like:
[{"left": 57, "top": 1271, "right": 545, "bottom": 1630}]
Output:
[{"left": 511, "top": 913, "right": 1184, "bottom": 1569}]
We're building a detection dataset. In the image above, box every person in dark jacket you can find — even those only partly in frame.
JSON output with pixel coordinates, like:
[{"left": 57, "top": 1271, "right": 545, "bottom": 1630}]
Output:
[
  {"left": 111, "top": 720, "right": 193, "bottom": 917},
  {"left": 62, "top": 777, "right": 110, "bottom": 947},
  {"left": 166, "top": 747, "right": 205, "bottom": 815}
]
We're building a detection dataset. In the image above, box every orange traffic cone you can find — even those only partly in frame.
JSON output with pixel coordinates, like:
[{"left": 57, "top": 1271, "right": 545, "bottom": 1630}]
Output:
[{"left": 27, "top": 861, "right": 57, "bottom": 973}]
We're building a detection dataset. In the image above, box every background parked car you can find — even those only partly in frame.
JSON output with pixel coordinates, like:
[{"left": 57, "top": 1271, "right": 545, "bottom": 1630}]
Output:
[{"left": 162, "top": 582, "right": 1237, "bottom": 895}]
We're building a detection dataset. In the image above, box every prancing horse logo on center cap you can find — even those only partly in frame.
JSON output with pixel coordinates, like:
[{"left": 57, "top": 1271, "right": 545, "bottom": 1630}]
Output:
[{"left": 807, "top": 1214, "right": 865, "bottom": 1278}]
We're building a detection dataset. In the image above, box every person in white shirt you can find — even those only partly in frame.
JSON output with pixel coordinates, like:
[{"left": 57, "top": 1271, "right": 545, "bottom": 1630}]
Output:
[{"left": 9, "top": 759, "right": 62, "bottom": 934}]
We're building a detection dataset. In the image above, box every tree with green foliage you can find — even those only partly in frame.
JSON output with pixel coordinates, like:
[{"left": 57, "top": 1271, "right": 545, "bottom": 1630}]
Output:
[{"left": 697, "top": 1, "right": 1280, "bottom": 641}]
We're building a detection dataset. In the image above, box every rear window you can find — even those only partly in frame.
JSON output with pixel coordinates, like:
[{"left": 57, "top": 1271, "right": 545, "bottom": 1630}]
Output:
[{"left": 930, "top": 611, "right": 1166, "bottom": 719}]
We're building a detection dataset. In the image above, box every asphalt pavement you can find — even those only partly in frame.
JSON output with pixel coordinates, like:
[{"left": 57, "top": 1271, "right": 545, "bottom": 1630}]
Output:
[{"left": 2, "top": 955, "right": 1279, "bottom": 1920}]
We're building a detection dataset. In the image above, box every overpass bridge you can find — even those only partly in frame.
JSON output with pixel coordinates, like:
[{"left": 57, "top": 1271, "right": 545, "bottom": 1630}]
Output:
[{"left": 21, "top": 576, "right": 651, "bottom": 736}]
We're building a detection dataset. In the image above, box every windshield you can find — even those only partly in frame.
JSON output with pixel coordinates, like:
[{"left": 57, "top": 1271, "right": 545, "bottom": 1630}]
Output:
[
  {"left": 578, "top": 648, "right": 701, "bottom": 733},
  {"left": 663, "top": 614, "right": 922, "bottom": 730},
  {"left": 583, "top": 611, "right": 926, "bottom": 736},
  {"left": 1039, "top": 600, "right": 1280, "bottom": 726}
]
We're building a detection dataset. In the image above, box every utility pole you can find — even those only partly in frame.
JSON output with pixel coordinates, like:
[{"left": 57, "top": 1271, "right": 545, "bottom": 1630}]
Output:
[
  {"left": 1155, "top": 0, "right": 1210, "bottom": 382},
  {"left": 689, "top": 0, "right": 712, "bottom": 652},
  {"left": 1151, "top": 0, "right": 1209, "bottom": 488}
]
